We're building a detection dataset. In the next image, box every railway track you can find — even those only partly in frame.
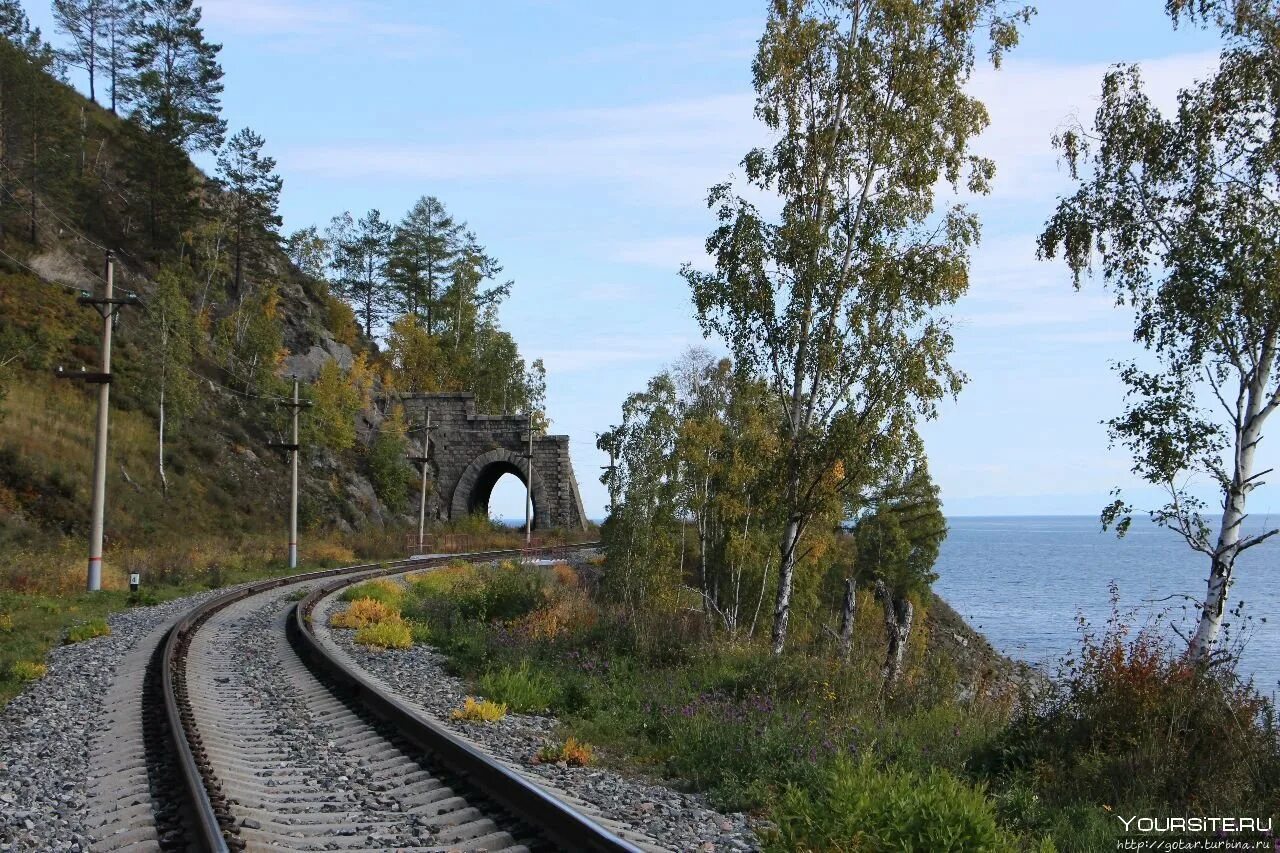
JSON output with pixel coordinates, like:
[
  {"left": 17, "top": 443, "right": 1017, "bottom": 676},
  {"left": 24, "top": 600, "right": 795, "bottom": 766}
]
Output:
[{"left": 89, "top": 544, "right": 644, "bottom": 852}]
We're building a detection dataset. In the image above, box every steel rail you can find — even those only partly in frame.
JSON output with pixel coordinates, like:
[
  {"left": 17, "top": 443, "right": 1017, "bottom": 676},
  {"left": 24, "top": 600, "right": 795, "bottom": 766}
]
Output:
[
  {"left": 291, "top": 545, "right": 641, "bottom": 853},
  {"left": 160, "top": 543, "right": 611, "bottom": 852}
]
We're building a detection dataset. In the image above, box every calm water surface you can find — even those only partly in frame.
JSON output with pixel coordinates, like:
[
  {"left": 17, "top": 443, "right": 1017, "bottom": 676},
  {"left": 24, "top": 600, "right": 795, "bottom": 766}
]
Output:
[{"left": 934, "top": 516, "right": 1280, "bottom": 695}]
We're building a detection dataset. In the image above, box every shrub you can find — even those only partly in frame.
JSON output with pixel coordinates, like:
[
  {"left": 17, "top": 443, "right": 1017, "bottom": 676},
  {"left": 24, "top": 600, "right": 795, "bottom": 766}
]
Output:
[
  {"left": 353, "top": 618, "right": 412, "bottom": 649},
  {"left": 512, "top": 587, "right": 597, "bottom": 642},
  {"left": 65, "top": 618, "right": 111, "bottom": 644},
  {"left": 409, "top": 620, "right": 432, "bottom": 643},
  {"left": 0, "top": 613, "right": 12, "bottom": 632},
  {"left": 978, "top": 592, "right": 1280, "bottom": 815},
  {"left": 550, "top": 562, "right": 578, "bottom": 587},
  {"left": 340, "top": 578, "right": 403, "bottom": 608},
  {"left": 765, "top": 755, "right": 1013, "bottom": 853},
  {"left": 9, "top": 660, "right": 47, "bottom": 682},
  {"left": 479, "top": 661, "right": 559, "bottom": 713},
  {"left": 535, "top": 736, "right": 594, "bottom": 767},
  {"left": 331, "top": 597, "right": 400, "bottom": 629},
  {"left": 452, "top": 696, "right": 507, "bottom": 722}
]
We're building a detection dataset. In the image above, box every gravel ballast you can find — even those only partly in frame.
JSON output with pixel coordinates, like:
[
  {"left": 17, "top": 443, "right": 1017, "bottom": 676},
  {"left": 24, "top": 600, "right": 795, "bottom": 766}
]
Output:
[
  {"left": 316, "top": 584, "right": 764, "bottom": 853},
  {"left": 0, "top": 589, "right": 224, "bottom": 853}
]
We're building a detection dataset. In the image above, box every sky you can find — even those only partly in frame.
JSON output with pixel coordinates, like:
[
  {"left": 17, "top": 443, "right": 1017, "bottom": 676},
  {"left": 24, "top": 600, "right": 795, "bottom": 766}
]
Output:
[{"left": 26, "top": 0, "right": 1270, "bottom": 520}]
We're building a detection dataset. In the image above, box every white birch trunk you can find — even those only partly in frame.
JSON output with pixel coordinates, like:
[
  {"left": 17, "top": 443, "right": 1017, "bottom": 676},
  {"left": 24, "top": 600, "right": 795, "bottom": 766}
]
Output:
[
  {"left": 838, "top": 577, "right": 856, "bottom": 662},
  {"left": 1188, "top": 371, "right": 1267, "bottom": 660},
  {"left": 771, "top": 516, "right": 801, "bottom": 654},
  {"left": 880, "top": 586, "right": 913, "bottom": 688},
  {"left": 158, "top": 384, "right": 167, "bottom": 496}
]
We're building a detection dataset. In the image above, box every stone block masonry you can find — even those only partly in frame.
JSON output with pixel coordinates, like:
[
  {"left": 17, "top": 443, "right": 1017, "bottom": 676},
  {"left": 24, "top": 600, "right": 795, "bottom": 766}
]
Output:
[{"left": 399, "top": 392, "right": 589, "bottom": 531}]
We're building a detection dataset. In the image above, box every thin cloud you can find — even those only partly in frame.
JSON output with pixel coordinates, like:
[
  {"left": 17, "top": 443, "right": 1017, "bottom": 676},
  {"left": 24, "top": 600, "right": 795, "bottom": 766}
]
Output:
[
  {"left": 280, "top": 93, "right": 762, "bottom": 205},
  {"left": 199, "top": 0, "right": 446, "bottom": 53}
]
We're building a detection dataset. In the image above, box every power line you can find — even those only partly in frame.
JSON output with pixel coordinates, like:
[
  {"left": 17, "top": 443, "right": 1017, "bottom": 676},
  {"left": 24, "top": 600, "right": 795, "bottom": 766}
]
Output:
[
  {"left": 0, "top": 163, "right": 108, "bottom": 252},
  {"left": 0, "top": 246, "right": 89, "bottom": 294}
]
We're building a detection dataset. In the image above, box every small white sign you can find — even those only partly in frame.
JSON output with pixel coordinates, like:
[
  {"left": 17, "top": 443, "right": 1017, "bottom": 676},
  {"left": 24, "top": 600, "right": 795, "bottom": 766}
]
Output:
[{"left": 129, "top": 573, "right": 140, "bottom": 586}]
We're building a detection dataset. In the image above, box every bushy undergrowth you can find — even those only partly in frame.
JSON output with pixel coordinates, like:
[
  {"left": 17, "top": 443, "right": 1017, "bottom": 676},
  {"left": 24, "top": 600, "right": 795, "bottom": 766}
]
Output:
[
  {"left": 339, "top": 579, "right": 405, "bottom": 609},
  {"left": 479, "top": 661, "right": 558, "bottom": 713},
  {"left": 391, "top": 561, "right": 1280, "bottom": 851},
  {"left": 765, "top": 755, "right": 1015, "bottom": 853},
  {"left": 400, "top": 558, "right": 1023, "bottom": 845},
  {"left": 977, "top": 595, "right": 1280, "bottom": 823},
  {"left": 535, "top": 736, "right": 594, "bottom": 766}
]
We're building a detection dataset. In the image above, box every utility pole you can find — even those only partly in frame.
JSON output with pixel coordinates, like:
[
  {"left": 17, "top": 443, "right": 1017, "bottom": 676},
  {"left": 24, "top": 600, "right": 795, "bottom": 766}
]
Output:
[
  {"left": 524, "top": 410, "right": 534, "bottom": 545},
  {"left": 407, "top": 409, "right": 437, "bottom": 554},
  {"left": 56, "top": 251, "right": 139, "bottom": 591},
  {"left": 270, "top": 376, "right": 311, "bottom": 569}
]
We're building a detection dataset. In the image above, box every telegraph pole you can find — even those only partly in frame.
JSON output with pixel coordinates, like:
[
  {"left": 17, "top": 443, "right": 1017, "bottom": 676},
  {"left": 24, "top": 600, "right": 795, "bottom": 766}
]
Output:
[
  {"left": 271, "top": 376, "right": 311, "bottom": 568},
  {"left": 56, "top": 251, "right": 139, "bottom": 591},
  {"left": 524, "top": 410, "right": 534, "bottom": 545},
  {"left": 407, "top": 409, "right": 437, "bottom": 554}
]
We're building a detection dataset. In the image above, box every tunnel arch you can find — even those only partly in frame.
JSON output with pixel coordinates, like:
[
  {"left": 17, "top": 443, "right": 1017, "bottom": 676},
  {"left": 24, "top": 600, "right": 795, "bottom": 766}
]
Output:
[{"left": 449, "top": 448, "right": 550, "bottom": 527}]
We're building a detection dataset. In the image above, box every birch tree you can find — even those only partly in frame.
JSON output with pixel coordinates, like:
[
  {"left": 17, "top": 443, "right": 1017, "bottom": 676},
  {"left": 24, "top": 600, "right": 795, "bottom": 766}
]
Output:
[
  {"left": 139, "top": 265, "right": 197, "bottom": 494},
  {"left": 683, "top": 0, "right": 1030, "bottom": 654},
  {"left": 1039, "top": 0, "right": 1280, "bottom": 662}
]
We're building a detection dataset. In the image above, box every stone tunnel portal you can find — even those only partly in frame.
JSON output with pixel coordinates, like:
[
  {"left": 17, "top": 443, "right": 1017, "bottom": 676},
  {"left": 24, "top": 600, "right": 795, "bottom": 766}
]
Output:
[{"left": 398, "top": 393, "right": 588, "bottom": 531}]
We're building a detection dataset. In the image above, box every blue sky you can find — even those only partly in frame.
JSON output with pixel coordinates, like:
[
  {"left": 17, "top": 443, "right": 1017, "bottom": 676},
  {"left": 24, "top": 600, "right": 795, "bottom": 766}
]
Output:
[{"left": 28, "top": 0, "right": 1269, "bottom": 520}]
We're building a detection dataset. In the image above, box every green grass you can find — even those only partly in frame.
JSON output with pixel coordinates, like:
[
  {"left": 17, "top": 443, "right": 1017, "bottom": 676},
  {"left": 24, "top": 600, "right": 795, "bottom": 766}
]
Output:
[
  {"left": 0, "top": 535, "right": 402, "bottom": 707},
  {"left": 400, "top": 558, "right": 1103, "bottom": 850},
  {"left": 478, "top": 661, "right": 559, "bottom": 713},
  {"left": 64, "top": 617, "right": 110, "bottom": 644}
]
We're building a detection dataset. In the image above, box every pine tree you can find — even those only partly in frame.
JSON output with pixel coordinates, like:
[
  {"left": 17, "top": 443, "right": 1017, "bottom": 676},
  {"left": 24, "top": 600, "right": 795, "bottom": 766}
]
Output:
[
  {"left": 215, "top": 127, "right": 282, "bottom": 295},
  {"left": 128, "top": 0, "right": 223, "bottom": 151},
  {"left": 333, "top": 209, "right": 392, "bottom": 339},
  {"left": 0, "top": 1, "right": 29, "bottom": 41},
  {"left": 127, "top": 0, "right": 223, "bottom": 246},
  {"left": 52, "top": 0, "right": 106, "bottom": 103},
  {"left": 386, "top": 195, "right": 461, "bottom": 332},
  {"left": 99, "top": 0, "right": 135, "bottom": 113}
]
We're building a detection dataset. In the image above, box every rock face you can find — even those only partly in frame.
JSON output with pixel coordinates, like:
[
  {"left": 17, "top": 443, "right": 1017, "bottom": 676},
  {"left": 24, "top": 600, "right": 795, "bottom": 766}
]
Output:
[
  {"left": 401, "top": 392, "right": 589, "bottom": 530},
  {"left": 925, "top": 594, "right": 1052, "bottom": 708},
  {"left": 281, "top": 337, "right": 356, "bottom": 382}
]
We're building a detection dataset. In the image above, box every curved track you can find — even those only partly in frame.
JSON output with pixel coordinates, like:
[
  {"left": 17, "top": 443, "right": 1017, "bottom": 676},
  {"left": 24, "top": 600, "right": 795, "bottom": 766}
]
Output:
[{"left": 123, "top": 545, "right": 638, "bottom": 852}]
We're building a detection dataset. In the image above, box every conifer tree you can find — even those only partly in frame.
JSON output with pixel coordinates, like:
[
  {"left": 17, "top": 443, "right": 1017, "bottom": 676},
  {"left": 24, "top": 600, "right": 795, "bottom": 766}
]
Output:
[
  {"left": 215, "top": 127, "right": 282, "bottom": 294},
  {"left": 127, "top": 0, "right": 223, "bottom": 245},
  {"left": 128, "top": 0, "right": 223, "bottom": 151},
  {"left": 387, "top": 195, "right": 461, "bottom": 332},
  {"left": 333, "top": 209, "right": 392, "bottom": 339},
  {"left": 99, "top": 0, "right": 134, "bottom": 113},
  {"left": 52, "top": 0, "right": 106, "bottom": 103}
]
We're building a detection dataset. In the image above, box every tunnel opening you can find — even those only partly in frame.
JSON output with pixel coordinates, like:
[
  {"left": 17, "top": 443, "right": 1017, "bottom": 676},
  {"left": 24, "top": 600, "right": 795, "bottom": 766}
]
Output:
[{"left": 466, "top": 461, "right": 537, "bottom": 528}]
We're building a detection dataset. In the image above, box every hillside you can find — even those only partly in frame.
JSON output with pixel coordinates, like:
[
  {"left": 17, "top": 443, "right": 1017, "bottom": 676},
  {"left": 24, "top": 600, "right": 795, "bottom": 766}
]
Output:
[{"left": 0, "top": 6, "right": 540, "bottom": 592}]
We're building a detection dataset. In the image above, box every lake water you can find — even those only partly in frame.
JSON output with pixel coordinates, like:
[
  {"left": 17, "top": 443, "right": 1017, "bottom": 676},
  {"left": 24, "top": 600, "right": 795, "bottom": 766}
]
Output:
[{"left": 933, "top": 516, "right": 1280, "bottom": 696}]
